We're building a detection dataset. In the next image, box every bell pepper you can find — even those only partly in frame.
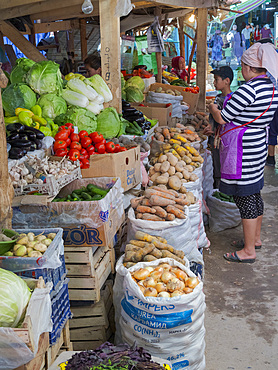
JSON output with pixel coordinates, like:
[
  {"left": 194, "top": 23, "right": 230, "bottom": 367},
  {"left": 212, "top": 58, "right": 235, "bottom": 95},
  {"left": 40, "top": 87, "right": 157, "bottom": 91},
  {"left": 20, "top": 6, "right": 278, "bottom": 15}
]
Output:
[
  {"left": 18, "top": 111, "right": 33, "bottom": 126},
  {"left": 4, "top": 116, "right": 19, "bottom": 124},
  {"left": 31, "top": 121, "right": 40, "bottom": 130},
  {"left": 15, "top": 108, "right": 34, "bottom": 116},
  {"left": 31, "top": 105, "right": 42, "bottom": 117},
  {"left": 32, "top": 115, "right": 47, "bottom": 126},
  {"left": 39, "top": 126, "right": 52, "bottom": 137}
]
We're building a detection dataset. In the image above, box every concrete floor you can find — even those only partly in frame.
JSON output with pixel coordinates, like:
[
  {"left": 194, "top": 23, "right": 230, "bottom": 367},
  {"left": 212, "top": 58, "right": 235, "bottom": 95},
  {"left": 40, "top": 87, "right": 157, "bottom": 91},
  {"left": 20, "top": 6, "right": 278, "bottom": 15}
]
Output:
[{"left": 204, "top": 165, "right": 278, "bottom": 370}]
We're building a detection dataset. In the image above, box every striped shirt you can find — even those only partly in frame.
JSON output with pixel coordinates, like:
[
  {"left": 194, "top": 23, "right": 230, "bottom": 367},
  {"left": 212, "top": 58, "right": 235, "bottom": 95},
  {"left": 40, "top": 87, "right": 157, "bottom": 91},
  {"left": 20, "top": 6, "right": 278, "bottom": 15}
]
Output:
[{"left": 219, "top": 77, "right": 278, "bottom": 196}]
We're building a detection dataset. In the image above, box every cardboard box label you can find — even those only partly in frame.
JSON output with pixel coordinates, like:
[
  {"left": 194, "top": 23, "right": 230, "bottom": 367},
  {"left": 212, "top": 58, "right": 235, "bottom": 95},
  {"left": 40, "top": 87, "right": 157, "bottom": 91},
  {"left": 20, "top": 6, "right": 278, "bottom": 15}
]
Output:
[
  {"left": 127, "top": 168, "right": 137, "bottom": 186},
  {"left": 63, "top": 224, "right": 106, "bottom": 246}
]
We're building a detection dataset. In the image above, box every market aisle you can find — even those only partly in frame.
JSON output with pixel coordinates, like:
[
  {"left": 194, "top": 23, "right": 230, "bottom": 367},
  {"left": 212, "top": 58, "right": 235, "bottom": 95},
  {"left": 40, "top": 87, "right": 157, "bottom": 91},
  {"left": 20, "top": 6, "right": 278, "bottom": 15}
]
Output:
[{"left": 204, "top": 166, "right": 278, "bottom": 370}]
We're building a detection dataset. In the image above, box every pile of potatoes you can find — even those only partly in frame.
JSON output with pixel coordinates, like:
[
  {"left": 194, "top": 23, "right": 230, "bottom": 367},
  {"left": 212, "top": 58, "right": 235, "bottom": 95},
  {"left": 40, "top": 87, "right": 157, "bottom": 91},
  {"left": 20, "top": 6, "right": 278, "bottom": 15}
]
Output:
[
  {"left": 3, "top": 232, "right": 56, "bottom": 258},
  {"left": 131, "top": 262, "right": 200, "bottom": 298},
  {"left": 124, "top": 231, "right": 185, "bottom": 268},
  {"left": 149, "top": 152, "right": 199, "bottom": 191},
  {"left": 154, "top": 87, "right": 182, "bottom": 96}
]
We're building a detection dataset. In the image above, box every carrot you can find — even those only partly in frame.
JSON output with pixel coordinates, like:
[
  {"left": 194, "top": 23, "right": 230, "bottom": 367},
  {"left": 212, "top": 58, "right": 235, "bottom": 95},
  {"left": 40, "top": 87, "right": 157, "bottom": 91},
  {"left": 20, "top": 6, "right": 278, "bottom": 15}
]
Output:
[
  {"left": 129, "top": 240, "right": 152, "bottom": 248},
  {"left": 136, "top": 213, "right": 143, "bottom": 219},
  {"left": 152, "top": 240, "right": 175, "bottom": 253},
  {"left": 141, "top": 213, "right": 165, "bottom": 221},
  {"left": 149, "top": 195, "right": 175, "bottom": 207},
  {"left": 173, "top": 204, "right": 185, "bottom": 211},
  {"left": 166, "top": 213, "right": 175, "bottom": 221},
  {"left": 136, "top": 205, "right": 156, "bottom": 214},
  {"left": 166, "top": 205, "right": 186, "bottom": 219},
  {"left": 162, "top": 128, "right": 171, "bottom": 140},
  {"left": 175, "top": 198, "right": 189, "bottom": 206},
  {"left": 152, "top": 206, "right": 167, "bottom": 218},
  {"left": 132, "top": 243, "right": 155, "bottom": 262},
  {"left": 141, "top": 198, "right": 152, "bottom": 206},
  {"left": 157, "top": 236, "right": 167, "bottom": 244},
  {"left": 143, "top": 255, "right": 157, "bottom": 262},
  {"left": 125, "top": 244, "right": 141, "bottom": 252},
  {"left": 152, "top": 186, "right": 179, "bottom": 198},
  {"left": 150, "top": 247, "right": 163, "bottom": 258},
  {"left": 155, "top": 132, "right": 164, "bottom": 142},
  {"left": 161, "top": 250, "right": 185, "bottom": 265},
  {"left": 145, "top": 188, "right": 176, "bottom": 201},
  {"left": 130, "top": 196, "right": 144, "bottom": 209}
]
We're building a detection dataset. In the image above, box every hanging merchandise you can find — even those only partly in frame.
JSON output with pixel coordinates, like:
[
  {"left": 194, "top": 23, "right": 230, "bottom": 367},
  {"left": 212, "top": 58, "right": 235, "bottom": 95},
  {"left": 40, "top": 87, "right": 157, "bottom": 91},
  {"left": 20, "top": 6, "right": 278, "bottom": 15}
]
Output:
[
  {"left": 136, "top": 36, "right": 158, "bottom": 74},
  {"left": 147, "top": 17, "right": 165, "bottom": 53},
  {"left": 115, "top": 0, "right": 134, "bottom": 17}
]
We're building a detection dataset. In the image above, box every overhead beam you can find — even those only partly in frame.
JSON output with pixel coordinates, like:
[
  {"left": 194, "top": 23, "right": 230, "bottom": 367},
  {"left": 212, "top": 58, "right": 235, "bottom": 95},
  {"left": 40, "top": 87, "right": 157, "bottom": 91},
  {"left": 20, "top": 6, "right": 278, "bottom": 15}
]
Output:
[
  {"left": 33, "top": 20, "right": 80, "bottom": 34},
  {"left": 147, "top": 0, "right": 219, "bottom": 8},
  {"left": 0, "top": 0, "right": 47, "bottom": 10},
  {"left": 0, "top": 21, "right": 46, "bottom": 62}
]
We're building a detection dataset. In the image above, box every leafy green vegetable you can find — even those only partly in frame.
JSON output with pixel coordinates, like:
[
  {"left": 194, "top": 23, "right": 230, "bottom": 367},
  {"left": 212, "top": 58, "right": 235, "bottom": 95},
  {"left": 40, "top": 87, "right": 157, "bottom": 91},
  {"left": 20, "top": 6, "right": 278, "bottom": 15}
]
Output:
[
  {"left": 37, "top": 93, "right": 67, "bottom": 119},
  {"left": 62, "top": 89, "right": 89, "bottom": 108},
  {"left": 0, "top": 268, "right": 31, "bottom": 327},
  {"left": 125, "top": 86, "right": 144, "bottom": 103},
  {"left": 67, "top": 78, "right": 98, "bottom": 101},
  {"left": 97, "top": 107, "right": 121, "bottom": 138},
  {"left": 26, "top": 60, "right": 63, "bottom": 95},
  {"left": 125, "top": 76, "right": 145, "bottom": 92},
  {"left": 118, "top": 116, "right": 129, "bottom": 137},
  {"left": 64, "top": 106, "right": 97, "bottom": 132},
  {"left": 121, "top": 73, "right": 125, "bottom": 90},
  {"left": 10, "top": 58, "right": 36, "bottom": 84},
  {"left": 2, "top": 83, "right": 37, "bottom": 116},
  {"left": 86, "top": 75, "right": 113, "bottom": 103}
]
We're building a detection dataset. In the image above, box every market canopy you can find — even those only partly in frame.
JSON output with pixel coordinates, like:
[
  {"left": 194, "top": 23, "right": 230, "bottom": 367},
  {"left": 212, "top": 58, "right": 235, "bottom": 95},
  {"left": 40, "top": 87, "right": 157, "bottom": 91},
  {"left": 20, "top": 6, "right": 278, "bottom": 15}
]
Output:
[{"left": 223, "top": 0, "right": 267, "bottom": 22}]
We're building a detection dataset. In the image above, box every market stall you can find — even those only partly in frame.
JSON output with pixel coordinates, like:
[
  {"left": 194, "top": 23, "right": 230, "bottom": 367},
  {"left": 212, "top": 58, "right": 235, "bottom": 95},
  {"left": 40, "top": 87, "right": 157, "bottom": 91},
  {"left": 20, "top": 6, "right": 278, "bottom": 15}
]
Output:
[{"left": 0, "top": 0, "right": 233, "bottom": 369}]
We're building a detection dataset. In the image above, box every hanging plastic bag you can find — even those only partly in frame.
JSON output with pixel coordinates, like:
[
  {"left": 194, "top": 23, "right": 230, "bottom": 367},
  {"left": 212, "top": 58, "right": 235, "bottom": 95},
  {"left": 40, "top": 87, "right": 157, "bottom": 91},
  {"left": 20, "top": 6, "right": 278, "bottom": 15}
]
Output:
[
  {"left": 147, "top": 16, "right": 165, "bottom": 53},
  {"left": 115, "top": 0, "right": 134, "bottom": 17}
]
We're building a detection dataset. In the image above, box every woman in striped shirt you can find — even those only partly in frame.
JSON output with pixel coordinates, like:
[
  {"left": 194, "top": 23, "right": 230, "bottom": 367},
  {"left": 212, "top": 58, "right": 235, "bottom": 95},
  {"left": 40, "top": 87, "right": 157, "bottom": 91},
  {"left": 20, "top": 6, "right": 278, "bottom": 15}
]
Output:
[{"left": 209, "top": 43, "right": 278, "bottom": 263}]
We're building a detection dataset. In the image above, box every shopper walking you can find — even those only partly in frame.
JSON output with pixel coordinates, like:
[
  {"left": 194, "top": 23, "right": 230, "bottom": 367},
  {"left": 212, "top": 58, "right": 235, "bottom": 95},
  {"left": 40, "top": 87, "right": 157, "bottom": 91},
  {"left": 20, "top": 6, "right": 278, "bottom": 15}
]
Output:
[
  {"left": 232, "top": 25, "right": 245, "bottom": 64},
  {"left": 211, "top": 30, "right": 224, "bottom": 67},
  {"left": 254, "top": 25, "right": 261, "bottom": 42},
  {"left": 261, "top": 24, "right": 273, "bottom": 40},
  {"left": 242, "top": 24, "right": 251, "bottom": 49},
  {"left": 209, "top": 43, "right": 278, "bottom": 263}
]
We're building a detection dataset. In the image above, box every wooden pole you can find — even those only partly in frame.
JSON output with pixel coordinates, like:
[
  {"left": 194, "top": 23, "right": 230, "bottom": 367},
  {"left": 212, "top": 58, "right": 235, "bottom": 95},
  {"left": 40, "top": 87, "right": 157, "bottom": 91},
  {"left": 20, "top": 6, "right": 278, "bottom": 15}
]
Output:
[
  {"left": 154, "top": 7, "right": 162, "bottom": 84},
  {"left": 99, "top": 0, "right": 121, "bottom": 113},
  {"left": 178, "top": 17, "right": 185, "bottom": 58},
  {"left": 196, "top": 8, "right": 208, "bottom": 112},
  {"left": 0, "top": 65, "right": 13, "bottom": 229},
  {"left": 187, "top": 34, "right": 197, "bottom": 84},
  {"left": 80, "top": 18, "right": 87, "bottom": 61}
]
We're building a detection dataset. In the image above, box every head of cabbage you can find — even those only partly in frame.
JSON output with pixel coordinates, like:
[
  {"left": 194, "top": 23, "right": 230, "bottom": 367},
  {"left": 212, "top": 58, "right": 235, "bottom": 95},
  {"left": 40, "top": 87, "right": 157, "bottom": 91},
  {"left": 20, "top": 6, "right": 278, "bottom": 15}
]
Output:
[
  {"left": 2, "top": 83, "right": 37, "bottom": 116},
  {"left": 97, "top": 107, "right": 121, "bottom": 138},
  {"left": 125, "top": 86, "right": 144, "bottom": 103},
  {"left": 26, "top": 60, "right": 63, "bottom": 95},
  {"left": 61, "top": 106, "right": 97, "bottom": 132},
  {"left": 38, "top": 94, "right": 67, "bottom": 119},
  {"left": 10, "top": 58, "right": 36, "bottom": 84},
  {"left": 125, "top": 76, "right": 145, "bottom": 92},
  {"left": 0, "top": 268, "right": 31, "bottom": 327}
]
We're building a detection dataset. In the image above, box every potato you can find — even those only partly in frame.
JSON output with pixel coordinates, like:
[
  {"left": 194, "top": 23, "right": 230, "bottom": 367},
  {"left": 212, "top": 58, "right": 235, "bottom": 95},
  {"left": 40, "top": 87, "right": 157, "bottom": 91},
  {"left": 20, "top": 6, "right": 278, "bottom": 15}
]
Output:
[
  {"left": 190, "top": 173, "right": 198, "bottom": 182},
  {"left": 168, "top": 176, "right": 182, "bottom": 191},
  {"left": 154, "top": 163, "right": 162, "bottom": 172},
  {"left": 185, "top": 165, "right": 194, "bottom": 172},
  {"left": 168, "top": 166, "right": 176, "bottom": 176},
  {"left": 158, "top": 155, "right": 168, "bottom": 163},
  {"left": 150, "top": 172, "right": 161, "bottom": 182},
  {"left": 175, "top": 161, "right": 185, "bottom": 172},
  {"left": 166, "top": 152, "right": 178, "bottom": 167},
  {"left": 176, "top": 172, "right": 183, "bottom": 180},
  {"left": 180, "top": 185, "right": 187, "bottom": 194},
  {"left": 186, "top": 191, "right": 196, "bottom": 204},
  {"left": 156, "top": 175, "right": 169, "bottom": 185},
  {"left": 183, "top": 155, "right": 192, "bottom": 164},
  {"left": 161, "top": 161, "right": 170, "bottom": 173},
  {"left": 182, "top": 169, "right": 190, "bottom": 180},
  {"left": 149, "top": 166, "right": 156, "bottom": 176},
  {"left": 179, "top": 160, "right": 186, "bottom": 167}
]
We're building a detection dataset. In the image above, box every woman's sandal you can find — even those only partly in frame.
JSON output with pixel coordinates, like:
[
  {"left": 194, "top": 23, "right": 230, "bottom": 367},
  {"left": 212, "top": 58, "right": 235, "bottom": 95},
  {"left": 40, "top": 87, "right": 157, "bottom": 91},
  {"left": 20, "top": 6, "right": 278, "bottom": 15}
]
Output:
[
  {"left": 224, "top": 251, "right": 256, "bottom": 264},
  {"left": 231, "top": 239, "right": 262, "bottom": 250}
]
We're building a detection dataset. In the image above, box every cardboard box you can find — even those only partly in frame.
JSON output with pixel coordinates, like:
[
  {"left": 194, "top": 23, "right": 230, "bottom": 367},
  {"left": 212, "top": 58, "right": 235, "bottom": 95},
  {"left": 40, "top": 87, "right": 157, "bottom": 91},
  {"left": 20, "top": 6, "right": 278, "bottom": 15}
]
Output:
[
  {"left": 149, "top": 82, "right": 199, "bottom": 115},
  {"left": 130, "top": 102, "right": 172, "bottom": 126},
  {"left": 81, "top": 146, "right": 141, "bottom": 192}
]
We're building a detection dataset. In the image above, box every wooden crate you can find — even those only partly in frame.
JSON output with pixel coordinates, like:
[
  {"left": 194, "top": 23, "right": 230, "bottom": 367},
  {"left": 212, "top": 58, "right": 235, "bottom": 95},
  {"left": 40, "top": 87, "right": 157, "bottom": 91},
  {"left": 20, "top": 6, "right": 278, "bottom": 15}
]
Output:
[
  {"left": 70, "top": 281, "right": 115, "bottom": 351},
  {"left": 65, "top": 245, "right": 114, "bottom": 302}
]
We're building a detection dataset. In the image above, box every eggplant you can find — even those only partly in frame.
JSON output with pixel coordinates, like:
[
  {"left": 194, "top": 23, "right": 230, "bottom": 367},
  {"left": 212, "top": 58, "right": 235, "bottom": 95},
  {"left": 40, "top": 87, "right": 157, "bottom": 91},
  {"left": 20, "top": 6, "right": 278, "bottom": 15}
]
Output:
[
  {"left": 10, "top": 139, "right": 32, "bottom": 148},
  {"left": 9, "top": 147, "right": 25, "bottom": 159},
  {"left": 18, "top": 133, "right": 29, "bottom": 140},
  {"left": 22, "top": 125, "right": 45, "bottom": 140},
  {"left": 7, "top": 132, "right": 20, "bottom": 142},
  {"left": 33, "top": 138, "right": 42, "bottom": 150},
  {"left": 24, "top": 130, "right": 37, "bottom": 141},
  {"left": 123, "top": 110, "right": 143, "bottom": 118},
  {"left": 122, "top": 100, "right": 131, "bottom": 108},
  {"left": 122, "top": 107, "right": 137, "bottom": 114},
  {"left": 29, "top": 142, "right": 37, "bottom": 151},
  {"left": 6, "top": 123, "right": 25, "bottom": 132}
]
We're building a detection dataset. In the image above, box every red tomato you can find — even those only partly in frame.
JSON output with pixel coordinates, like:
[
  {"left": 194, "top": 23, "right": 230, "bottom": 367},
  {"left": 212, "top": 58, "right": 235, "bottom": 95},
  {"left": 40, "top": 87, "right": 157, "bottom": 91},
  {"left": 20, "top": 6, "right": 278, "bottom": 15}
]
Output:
[
  {"left": 70, "top": 141, "right": 82, "bottom": 151},
  {"left": 120, "top": 147, "right": 127, "bottom": 152},
  {"left": 79, "top": 130, "right": 89, "bottom": 139},
  {"left": 105, "top": 141, "right": 116, "bottom": 153},
  {"left": 68, "top": 149, "right": 80, "bottom": 161},
  {"left": 54, "top": 140, "right": 67, "bottom": 152},
  {"left": 165, "top": 103, "right": 172, "bottom": 108},
  {"left": 54, "top": 130, "right": 69, "bottom": 141},
  {"left": 89, "top": 132, "right": 104, "bottom": 144},
  {"left": 55, "top": 148, "right": 67, "bottom": 157},
  {"left": 87, "top": 145, "right": 95, "bottom": 156},
  {"left": 70, "top": 133, "right": 80, "bottom": 142},
  {"left": 80, "top": 158, "right": 90, "bottom": 169},
  {"left": 58, "top": 125, "right": 71, "bottom": 134},
  {"left": 114, "top": 144, "right": 122, "bottom": 153},
  {"left": 80, "top": 148, "right": 89, "bottom": 159},
  {"left": 95, "top": 142, "right": 106, "bottom": 154},
  {"left": 81, "top": 136, "right": 92, "bottom": 148},
  {"left": 65, "top": 137, "right": 71, "bottom": 147}
]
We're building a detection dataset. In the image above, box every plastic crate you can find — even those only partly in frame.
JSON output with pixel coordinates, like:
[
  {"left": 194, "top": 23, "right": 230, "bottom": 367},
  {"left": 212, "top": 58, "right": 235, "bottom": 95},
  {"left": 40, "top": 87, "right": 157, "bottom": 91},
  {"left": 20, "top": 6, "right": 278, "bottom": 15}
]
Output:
[
  {"left": 50, "top": 281, "right": 72, "bottom": 345},
  {"left": 190, "top": 248, "right": 204, "bottom": 279}
]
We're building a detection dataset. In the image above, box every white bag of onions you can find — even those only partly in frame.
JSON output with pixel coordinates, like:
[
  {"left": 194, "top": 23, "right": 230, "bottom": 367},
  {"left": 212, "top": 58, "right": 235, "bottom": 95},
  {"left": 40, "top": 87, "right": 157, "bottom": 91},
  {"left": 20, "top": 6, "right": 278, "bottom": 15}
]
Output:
[{"left": 119, "top": 258, "right": 206, "bottom": 370}]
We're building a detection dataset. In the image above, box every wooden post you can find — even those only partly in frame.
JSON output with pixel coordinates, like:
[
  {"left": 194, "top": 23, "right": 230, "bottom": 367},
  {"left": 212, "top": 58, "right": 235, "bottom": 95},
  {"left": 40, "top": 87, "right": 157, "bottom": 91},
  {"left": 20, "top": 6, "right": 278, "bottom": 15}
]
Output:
[
  {"left": 99, "top": 0, "right": 121, "bottom": 113},
  {"left": 178, "top": 17, "right": 185, "bottom": 58},
  {"left": 79, "top": 19, "right": 87, "bottom": 61},
  {"left": 154, "top": 7, "right": 162, "bottom": 84},
  {"left": 196, "top": 8, "right": 208, "bottom": 112},
  {"left": 187, "top": 34, "right": 197, "bottom": 84},
  {"left": 0, "top": 65, "right": 13, "bottom": 229}
]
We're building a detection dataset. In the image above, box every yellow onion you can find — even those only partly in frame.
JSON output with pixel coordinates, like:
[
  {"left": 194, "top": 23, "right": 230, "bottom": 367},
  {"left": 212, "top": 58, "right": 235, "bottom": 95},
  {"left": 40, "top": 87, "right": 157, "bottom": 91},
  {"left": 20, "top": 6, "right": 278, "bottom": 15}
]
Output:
[
  {"left": 173, "top": 269, "right": 188, "bottom": 281},
  {"left": 159, "top": 263, "right": 172, "bottom": 271},
  {"left": 143, "top": 277, "right": 156, "bottom": 288},
  {"left": 171, "top": 290, "right": 184, "bottom": 297},
  {"left": 155, "top": 282, "right": 167, "bottom": 293},
  {"left": 145, "top": 266, "right": 154, "bottom": 273},
  {"left": 161, "top": 271, "right": 175, "bottom": 283},
  {"left": 154, "top": 266, "right": 164, "bottom": 273},
  {"left": 150, "top": 270, "right": 163, "bottom": 280},
  {"left": 138, "top": 285, "right": 145, "bottom": 294},
  {"left": 158, "top": 292, "right": 171, "bottom": 298},
  {"left": 183, "top": 287, "right": 193, "bottom": 294},
  {"left": 167, "top": 277, "right": 180, "bottom": 292},
  {"left": 133, "top": 268, "right": 150, "bottom": 280},
  {"left": 186, "top": 277, "right": 199, "bottom": 289},
  {"left": 144, "top": 287, "right": 158, "bottom": 297}
]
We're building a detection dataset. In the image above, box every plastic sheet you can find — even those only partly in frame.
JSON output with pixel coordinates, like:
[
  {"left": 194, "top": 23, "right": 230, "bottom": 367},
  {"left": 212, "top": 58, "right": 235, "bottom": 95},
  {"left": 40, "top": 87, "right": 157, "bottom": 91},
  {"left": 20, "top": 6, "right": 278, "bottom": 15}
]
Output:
[
  {"left": 115, "top": 0, "right": 134, "bottom": 17},
  {"left": 146, "top": 91, "right": 183, "bottom": 118}
]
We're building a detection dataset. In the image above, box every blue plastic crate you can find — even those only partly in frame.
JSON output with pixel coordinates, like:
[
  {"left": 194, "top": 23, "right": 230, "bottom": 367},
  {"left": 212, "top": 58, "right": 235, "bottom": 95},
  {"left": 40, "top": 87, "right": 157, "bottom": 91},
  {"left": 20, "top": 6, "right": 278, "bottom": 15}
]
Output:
[{"left": 190, "top": 262, "right": 203, "bottom": 280}]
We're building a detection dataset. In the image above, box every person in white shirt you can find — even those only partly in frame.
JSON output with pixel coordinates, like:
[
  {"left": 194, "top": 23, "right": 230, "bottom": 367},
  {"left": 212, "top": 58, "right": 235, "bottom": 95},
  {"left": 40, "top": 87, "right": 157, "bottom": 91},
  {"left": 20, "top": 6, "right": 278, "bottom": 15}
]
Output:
[{"left": 242, "top": 24, "right": 251, "bottom": 49}]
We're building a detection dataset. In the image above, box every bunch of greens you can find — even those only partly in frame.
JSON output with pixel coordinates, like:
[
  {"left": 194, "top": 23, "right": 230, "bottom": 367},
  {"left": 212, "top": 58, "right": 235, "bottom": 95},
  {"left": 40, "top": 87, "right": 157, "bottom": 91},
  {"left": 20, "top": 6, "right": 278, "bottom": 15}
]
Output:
[
  {"left": 10, "top": 58, "right": 36, "bottom": 84},
  {"left": 65, "top": 342, "right": 164, "bottom": 370}
]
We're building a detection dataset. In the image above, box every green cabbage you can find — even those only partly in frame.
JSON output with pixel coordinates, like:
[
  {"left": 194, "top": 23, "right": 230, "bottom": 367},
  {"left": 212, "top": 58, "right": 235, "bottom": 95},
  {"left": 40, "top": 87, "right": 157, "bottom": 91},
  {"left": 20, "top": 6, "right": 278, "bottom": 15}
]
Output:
[
  {"left": 2, "top": 83, "right": 37, "bottom": 116},
  {"left": 125, "top": 76, "right": 145, "bottom": 92},
  {"left": 10, "top": 58, "right": 36, "bottom": 84},
  {"left": 96, "top": 107, "right": 121, "bottom": 138},
  {"left": 86, "top": 75, "right": 113, "bottom": 103},
  {"left": 26, "top": 60, "right": 63, "bottom": 95},
  {"left": 64, "top": 106, "right": 97, "bottom": 132},
  {"left": 38, "top": 93, "right": 67, "bottom": 119},
  {"left": 121, "top": 73, "right": 125, "bottom": 90},
  {"left": 125, "top": 86, "right": 144, "bottom": 103},
  {"left": 0, "top": 268, "right": 31, "bottom": 327}
]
